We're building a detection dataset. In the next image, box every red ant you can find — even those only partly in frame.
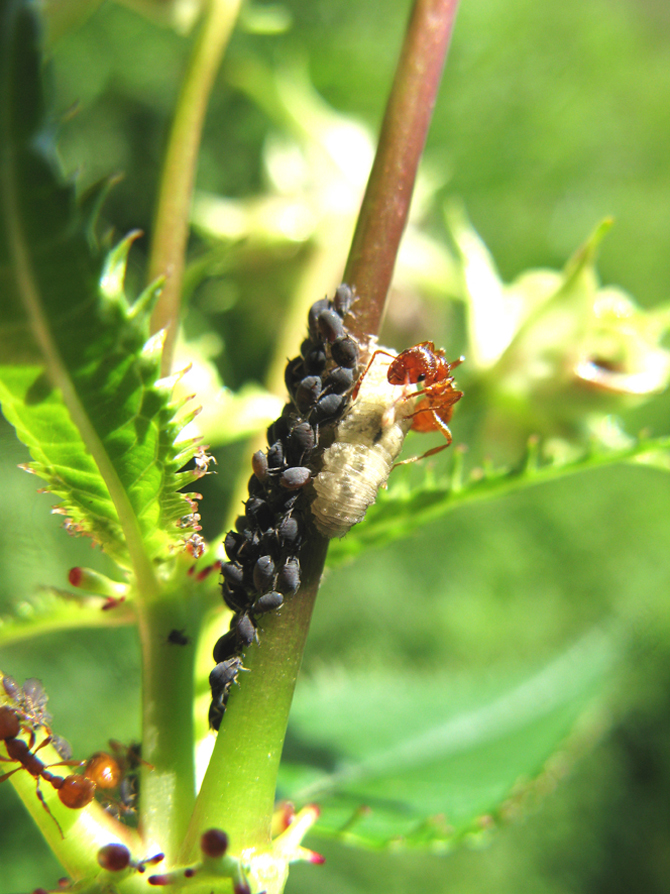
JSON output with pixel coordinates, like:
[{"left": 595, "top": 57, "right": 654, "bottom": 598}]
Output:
[
  {"left": 84, "top": 740, "right": 150, "bottom": 819},
  {"left": 82, "top": 748, "right": 131, "bottom": 819},
  {"left": 84, "top": 750, "right": 123, "bottom": 791},
  {"left": 0, "top": 705, "right": 95, "bottom": 837},
  {"left": 353, "top": 342, "right": 464, "bottom": 457}
]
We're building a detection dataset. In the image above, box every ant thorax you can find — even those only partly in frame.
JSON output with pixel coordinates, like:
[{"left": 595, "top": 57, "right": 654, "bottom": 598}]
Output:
[{"left": 311, "top": 348, "right": 419, "bottom": 538}]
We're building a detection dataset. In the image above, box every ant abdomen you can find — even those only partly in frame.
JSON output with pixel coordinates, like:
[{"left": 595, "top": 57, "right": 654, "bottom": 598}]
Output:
[{"left": 57, "top": 774, "right": 96, "bottom": 809}]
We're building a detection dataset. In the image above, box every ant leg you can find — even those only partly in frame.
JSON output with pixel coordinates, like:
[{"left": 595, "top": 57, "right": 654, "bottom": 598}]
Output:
[
  {"left": 406, "top": 389, "right": 463, "bottom": 420},
  {"left": 44, "top": 758, "right": 85, "bottom": 775},
  {"left": 404, "top": 393, "right": 462, "bottom": 437},
  {"left": 417, "top": 408, "right": 454, "bottom": 445},
  {"left": 0, "top": 766, "right": 21, "bottom": 782},
  {"left": 13, "top": 727, "right": 38, "bottom": 753},
  {"left": 351, "top": 349, "right": 397, "bottom": 400},
  {"left": 34, "top": 778, "right": 64, "bottom": 838},
  {"left": 108, "top": 739, "right": 155, "bottom": 771},
  {"left": 391, "top": 408, "right": 453, "bottom": 468},
  {"left": 31, "top": 734, "right": 53, "bottom": 756},
  {"left": 391, "top": 442, "right": 448, "bottom": 469},
  {"left": 43, "top": 753, "right": 83, "bottom": 768}
]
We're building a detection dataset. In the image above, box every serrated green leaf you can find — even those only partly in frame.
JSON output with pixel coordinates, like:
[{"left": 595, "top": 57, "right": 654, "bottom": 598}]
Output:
[
  {"left": 0, "top": 1, "right": 200, "bottom": 574},
  {"left": 279, "top": 629, "right": 618, "bottom": 850},
  {"left": 327, "top": 435, "right": 670, "bottom": 566}
]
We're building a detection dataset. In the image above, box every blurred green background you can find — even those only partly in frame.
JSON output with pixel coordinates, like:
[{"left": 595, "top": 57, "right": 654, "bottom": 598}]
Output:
[{"left": 2, "top": 0, "right": 670, "bottom": 890}]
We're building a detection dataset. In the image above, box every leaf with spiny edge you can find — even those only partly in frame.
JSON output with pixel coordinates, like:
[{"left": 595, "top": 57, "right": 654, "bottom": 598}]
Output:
[
  {"left": 0, "top": 3, "right": 203, "bottom": 572},
  {"left": 326, "top": 434, "right": 670, "bottom": 566},
  {"left": 0, "top": 236, "right": 204, "bottom": 569}
]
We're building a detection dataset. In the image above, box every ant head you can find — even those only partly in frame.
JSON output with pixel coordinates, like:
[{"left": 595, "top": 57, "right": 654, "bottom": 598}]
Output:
[{"left": 0, "top": 705, "right": 20, "bottom": 740}]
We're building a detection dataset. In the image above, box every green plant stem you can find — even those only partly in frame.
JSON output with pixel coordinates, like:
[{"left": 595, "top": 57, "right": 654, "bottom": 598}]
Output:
[
  {"left": 185, "top": 0, "right": 461, "bottom": 867},
  {"left": 149, "top": 0, "right": 242, "bottom": 376},
  {"left": 180, "top": 536, "right": 328, "bottom": 860},
  {"left": 137, "top": 573, "right": 204, "bottom": 864},
  {"left": 0, "top": 732, "right": 140, "bottom": 878},
  {"left": 344, "top": 0, "right": 460, "bottom": 341}
]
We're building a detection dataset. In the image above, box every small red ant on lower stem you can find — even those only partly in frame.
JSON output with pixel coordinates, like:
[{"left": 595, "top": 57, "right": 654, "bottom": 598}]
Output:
[
  {"left": 0, "top": 705, "right": 95, "bottom": 837},
  {"left": 83, "top": 741, "right": 150, "bottom": 818},
  {"left": 352, "top": 341, "right": 464, "bottom": 459}
]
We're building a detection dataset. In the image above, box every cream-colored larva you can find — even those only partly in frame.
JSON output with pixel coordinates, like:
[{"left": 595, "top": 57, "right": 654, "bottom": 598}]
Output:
[{"left": 311, "top": 348, "right": 418, "bottom": 538}]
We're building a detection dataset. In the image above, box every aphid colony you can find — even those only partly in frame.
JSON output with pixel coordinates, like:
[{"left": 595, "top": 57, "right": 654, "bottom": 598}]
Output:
[
  {"left": 209, "top": 284, "right": 360, "bottom": 729},
  {"left": 209, "top": 285, "right": 463, "bottom": 729},
  {"left": 0, "top": 675, "right": 141, "bottom": 834}
]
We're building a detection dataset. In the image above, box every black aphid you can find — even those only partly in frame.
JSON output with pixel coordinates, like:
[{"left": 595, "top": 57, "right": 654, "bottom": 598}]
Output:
[
  {"left": 167, "top": 629, "right": 190, "bottom": 646},
  {"left": 280, "top": 467, "right": 311, "bottom": 489},
  {"left": 253, "top": 555, "right": 276, "bottom": 593},
  {"left": 253, "top": 591, "right": 284, "bottom": 614}
]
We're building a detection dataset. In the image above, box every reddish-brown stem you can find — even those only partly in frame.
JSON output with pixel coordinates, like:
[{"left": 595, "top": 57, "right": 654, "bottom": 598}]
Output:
[{"left": 344, "top": 0, "right": 460, "bottom": 341}]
